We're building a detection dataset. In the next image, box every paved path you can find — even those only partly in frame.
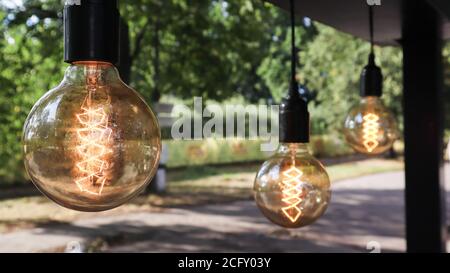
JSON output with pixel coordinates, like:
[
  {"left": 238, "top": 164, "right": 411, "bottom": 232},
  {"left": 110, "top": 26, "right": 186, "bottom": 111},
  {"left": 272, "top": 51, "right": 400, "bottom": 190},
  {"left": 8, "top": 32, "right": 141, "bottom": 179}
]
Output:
[{"left": 0, "top": 165, "right": 449, "bottom": 253}]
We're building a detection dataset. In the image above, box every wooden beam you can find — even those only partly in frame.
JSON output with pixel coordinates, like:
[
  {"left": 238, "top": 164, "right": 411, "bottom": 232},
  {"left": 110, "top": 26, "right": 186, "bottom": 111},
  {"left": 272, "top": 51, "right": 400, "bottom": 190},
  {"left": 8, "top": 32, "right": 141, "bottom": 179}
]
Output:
[
  {"left": 266, "top": 0, "right": 450, "bottom": 46},
  {"left": 402, "top": 0, "right": 447, "bottom": 253}
]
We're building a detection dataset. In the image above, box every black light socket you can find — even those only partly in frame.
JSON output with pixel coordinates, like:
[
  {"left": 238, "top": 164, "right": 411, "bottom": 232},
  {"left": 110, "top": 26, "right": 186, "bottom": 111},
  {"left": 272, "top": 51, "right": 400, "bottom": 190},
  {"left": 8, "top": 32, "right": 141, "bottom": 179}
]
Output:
[
  {"left": 279, "top": 82, "right": 310, "bottom": 143},
  {"left": 64, "top": 0, "right": 120, "bottom": 64},
  {"left": 360, "top": 53, "right": 383, "bottom": 97}
]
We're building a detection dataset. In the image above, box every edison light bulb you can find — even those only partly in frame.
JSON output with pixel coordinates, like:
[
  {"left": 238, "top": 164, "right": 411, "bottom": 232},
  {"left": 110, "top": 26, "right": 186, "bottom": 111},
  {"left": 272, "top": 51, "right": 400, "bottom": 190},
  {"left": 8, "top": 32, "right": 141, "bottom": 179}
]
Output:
[
  {"left": 343, "top": 96, "right": 398, "bottom": 155},
  {"left": 254, "top": 143, "right": 331, "bottom": 228},
  {"left": 23, "top": 61, "right": 161, "bottom": 211}
]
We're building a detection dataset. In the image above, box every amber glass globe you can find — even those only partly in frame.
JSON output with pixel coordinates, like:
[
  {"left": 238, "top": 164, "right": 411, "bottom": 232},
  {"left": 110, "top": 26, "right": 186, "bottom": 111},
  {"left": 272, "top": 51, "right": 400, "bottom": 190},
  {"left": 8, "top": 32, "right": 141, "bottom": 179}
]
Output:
[
  {"left": 343, "top": 96, "right": 398, "bottom": 155},
  {"left": 23, "top": 62, "right": 161, "bottom": 212},
  {"left": 254, "top": 143, "right": 331, "bottom": 228}
]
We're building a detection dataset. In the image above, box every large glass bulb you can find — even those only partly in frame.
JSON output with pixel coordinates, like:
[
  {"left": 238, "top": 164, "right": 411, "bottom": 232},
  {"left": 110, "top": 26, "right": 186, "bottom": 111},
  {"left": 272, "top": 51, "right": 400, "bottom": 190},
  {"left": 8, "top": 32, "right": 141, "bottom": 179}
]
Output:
[
  {"left": 23, "top": 62, "right": 161, "bottom": 212},
  {"left": 343, "top": 96, "right": 398, "bottom": 155},
  {"left": 254, "top": 143, "right": 331, "bottom": 228}
]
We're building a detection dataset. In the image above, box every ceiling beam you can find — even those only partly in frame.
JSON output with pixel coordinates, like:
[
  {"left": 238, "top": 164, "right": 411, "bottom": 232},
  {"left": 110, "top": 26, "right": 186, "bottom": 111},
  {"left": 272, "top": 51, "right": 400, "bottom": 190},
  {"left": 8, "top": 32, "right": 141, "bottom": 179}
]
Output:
[{"left": 266, "top": 0, "right": 450, "bottom": 46}]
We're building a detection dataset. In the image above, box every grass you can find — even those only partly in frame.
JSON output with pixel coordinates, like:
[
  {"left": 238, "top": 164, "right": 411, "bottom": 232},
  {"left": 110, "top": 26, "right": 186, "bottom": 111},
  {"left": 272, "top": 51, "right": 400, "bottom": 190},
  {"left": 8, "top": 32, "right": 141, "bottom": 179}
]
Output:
[{"left": 0, "top": 158, "right": 403, "bottom": 233}]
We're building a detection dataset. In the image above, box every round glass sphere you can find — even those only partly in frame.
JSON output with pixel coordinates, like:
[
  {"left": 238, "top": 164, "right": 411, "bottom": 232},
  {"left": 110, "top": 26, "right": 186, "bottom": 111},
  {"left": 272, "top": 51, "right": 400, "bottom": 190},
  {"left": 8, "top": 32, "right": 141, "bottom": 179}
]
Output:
[
  {"left": 254, "top": 143, "right": 331, "bottom": 228},
  {"left": 343, "top": 96, "right": 398, "bottom": 155},
  {"left": 23, "top": 62, "right": 161, "bottom": 212}
]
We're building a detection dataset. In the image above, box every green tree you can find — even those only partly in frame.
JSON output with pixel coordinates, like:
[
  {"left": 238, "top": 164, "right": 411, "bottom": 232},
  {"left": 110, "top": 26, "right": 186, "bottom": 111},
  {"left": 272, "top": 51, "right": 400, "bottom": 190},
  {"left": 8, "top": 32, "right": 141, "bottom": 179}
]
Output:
[
  {"left": 0, "top": 0, "right": 294, "bottom": 183},
  {"left": 120, "top": 0, "right": 285, "bottom": 103},
  {"left": 0, "top": 0, "right": 444, "bottom": 185},
  {"left": 0, "top": 0, "right": 64, "bottom": 182},
  {"left": 257, "top": 13, "right": 317, "bottom": 102}
]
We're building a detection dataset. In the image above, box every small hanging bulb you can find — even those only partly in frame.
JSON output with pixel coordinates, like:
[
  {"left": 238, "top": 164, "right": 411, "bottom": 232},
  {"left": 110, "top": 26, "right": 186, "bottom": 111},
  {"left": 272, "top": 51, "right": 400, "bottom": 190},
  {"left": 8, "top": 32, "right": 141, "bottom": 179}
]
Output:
[
  {"left": 22, "top": 0, "right": 161, "bottom": 211},
  {"left": 254, "top": 142, "right": 331, "bottom": 228},
  {"left": 253, "top": 0, "right": 331, "bottom": 229},
  {"left": 343, "top": 95, "right": 398, "bottom": 155},
  {"left": 343, "top": 6, "right": 398, "bottom": 155}
]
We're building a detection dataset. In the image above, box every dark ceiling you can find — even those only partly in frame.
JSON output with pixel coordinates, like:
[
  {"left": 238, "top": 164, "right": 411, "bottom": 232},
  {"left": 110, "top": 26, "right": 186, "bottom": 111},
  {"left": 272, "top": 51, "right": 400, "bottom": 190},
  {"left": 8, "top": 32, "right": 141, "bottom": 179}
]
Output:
[{"left": 266, "top": 0, "right": 450, "bottom": 46}]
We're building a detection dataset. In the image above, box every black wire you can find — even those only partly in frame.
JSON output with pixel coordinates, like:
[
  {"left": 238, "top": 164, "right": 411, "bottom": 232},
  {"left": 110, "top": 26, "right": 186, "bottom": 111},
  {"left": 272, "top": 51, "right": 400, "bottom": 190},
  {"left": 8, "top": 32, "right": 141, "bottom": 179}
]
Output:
[
  {"left": 290, "top": 0, "right": 297, "bottom": 95},
  {"left": 369, "top": 5, "right": 374, "bottom": 54}
]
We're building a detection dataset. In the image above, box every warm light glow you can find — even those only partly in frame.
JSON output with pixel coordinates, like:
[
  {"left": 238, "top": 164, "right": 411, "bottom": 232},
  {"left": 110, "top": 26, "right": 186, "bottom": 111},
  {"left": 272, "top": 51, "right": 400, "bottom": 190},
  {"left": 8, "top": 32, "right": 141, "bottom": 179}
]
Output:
[
  {"left": 74, "top": 74, "right": 112, "bottom": 196},
  {"left": 343, "top": 97, "right": 397, "bottom": 155},
  {"left": 281, "top": 163, "right": 304, "bottom": 223},
  {"left": 362, "top": 113, "right": 380, "bottom": 153},
  {"left": 254, "top": 143, "right": 330, "bottom": 228},
  {"left": 23, "top": 61, "right": 161, "bottom": 212}
]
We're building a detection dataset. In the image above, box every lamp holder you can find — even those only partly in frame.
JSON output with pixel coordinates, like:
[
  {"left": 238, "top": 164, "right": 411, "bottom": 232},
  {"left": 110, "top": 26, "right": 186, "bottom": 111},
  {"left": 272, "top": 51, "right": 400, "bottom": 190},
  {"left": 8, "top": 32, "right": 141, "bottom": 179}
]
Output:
[
  {"left": 279, "top": 0, "right": 310, "bottom": 143},
  {"left": 360, "top": 5, "right": 383, "bottom": 97},
  {"left": 360, "top": 53, "right": 383, "bottom": 97},
  {"left": 64, "top": 0, "right": 120, "bottom": 64}
]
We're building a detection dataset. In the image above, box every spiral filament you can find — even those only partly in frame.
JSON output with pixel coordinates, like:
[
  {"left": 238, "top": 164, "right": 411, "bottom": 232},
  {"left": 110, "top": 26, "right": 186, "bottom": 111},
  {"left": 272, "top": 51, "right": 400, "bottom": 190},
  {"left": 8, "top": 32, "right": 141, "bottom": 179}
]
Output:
[
  {"left": 362, "top": 113, "right": 380, "bottom": 153},
  {"left": 281, "top": 164, "right": 304, "bottom": 223},
  {"left": 74, "top": 72, "right": 112, "bottom": 196}
]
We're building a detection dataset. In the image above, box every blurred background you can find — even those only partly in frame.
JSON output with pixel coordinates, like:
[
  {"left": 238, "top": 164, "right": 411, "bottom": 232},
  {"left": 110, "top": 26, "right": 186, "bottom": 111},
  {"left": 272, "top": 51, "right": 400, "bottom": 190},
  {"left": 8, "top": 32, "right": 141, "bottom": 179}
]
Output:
[{"left": 0, "top": 0, "right": 449, "bottom": 253}]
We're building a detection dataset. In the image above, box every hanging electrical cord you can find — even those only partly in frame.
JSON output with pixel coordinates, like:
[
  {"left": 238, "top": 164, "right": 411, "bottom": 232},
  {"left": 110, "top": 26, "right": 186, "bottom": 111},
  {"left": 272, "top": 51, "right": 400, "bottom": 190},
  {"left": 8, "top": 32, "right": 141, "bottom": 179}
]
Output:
[
  {"left": 360, "top": 4, "right": 382, "bottom": 98},
  {"left": 369, "top": 5, "right": 374, "bottom": 55},
  {"left": 290, "top": 0, "right": 297, "bottom": 93},
  {"left": 279, "top": 0, "right": 309, "bottom": 143}
]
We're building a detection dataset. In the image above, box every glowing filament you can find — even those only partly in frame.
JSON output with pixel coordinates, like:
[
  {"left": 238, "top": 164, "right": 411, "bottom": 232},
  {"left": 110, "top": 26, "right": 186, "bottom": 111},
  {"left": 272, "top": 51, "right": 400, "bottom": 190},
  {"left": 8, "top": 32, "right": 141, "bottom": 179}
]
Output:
[
  {"left": 362, "top": 113, "right": 380, "bottom": 153},
  {"left": 75, "top": 101, "right": 112, "bottom": 196},
  {"left": 281, "top": 165, "right": 304, "bottom": 223}
]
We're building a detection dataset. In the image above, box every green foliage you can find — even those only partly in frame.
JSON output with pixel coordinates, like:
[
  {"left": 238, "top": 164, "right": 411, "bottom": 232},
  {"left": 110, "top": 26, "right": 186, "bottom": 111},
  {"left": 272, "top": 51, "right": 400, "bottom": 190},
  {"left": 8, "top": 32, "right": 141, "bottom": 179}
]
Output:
[
  {"left": 165, "top": 138, "right": 268, "bottom": 168},
  {"left": 164, "top": 136, "right": 353, "bottom": 168},
  {"left": 0, "top": 0, "right": 287, "bottom": 183},
  {"left": 1, "top": 0, "right": 65, "bottom": 183},
  {"left": 0, "top": 1, "right": 444, "bottom": 184},
  {"left": 309, "top": 135, "right": 353, "bottom": 158},
  {"left": 120, "top": 0, "right": 281, "bottom": 103},
  {"left": 257, "top": 14, "right": 317, "bottom": 102}
]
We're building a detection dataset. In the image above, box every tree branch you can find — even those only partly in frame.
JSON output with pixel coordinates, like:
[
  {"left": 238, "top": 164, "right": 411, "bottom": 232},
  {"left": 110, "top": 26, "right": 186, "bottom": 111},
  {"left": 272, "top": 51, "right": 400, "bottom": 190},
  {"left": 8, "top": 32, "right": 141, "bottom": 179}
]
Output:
[{"left": 131, "top": 19, "right": 151, "bottom": 61}]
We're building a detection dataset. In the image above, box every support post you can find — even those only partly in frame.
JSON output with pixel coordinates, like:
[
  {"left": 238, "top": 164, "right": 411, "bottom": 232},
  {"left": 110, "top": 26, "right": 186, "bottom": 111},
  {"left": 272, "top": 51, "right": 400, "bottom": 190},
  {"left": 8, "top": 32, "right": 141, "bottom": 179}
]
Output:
[{"left": 402, "top": 0, "right": 447, "bottom": 252}]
